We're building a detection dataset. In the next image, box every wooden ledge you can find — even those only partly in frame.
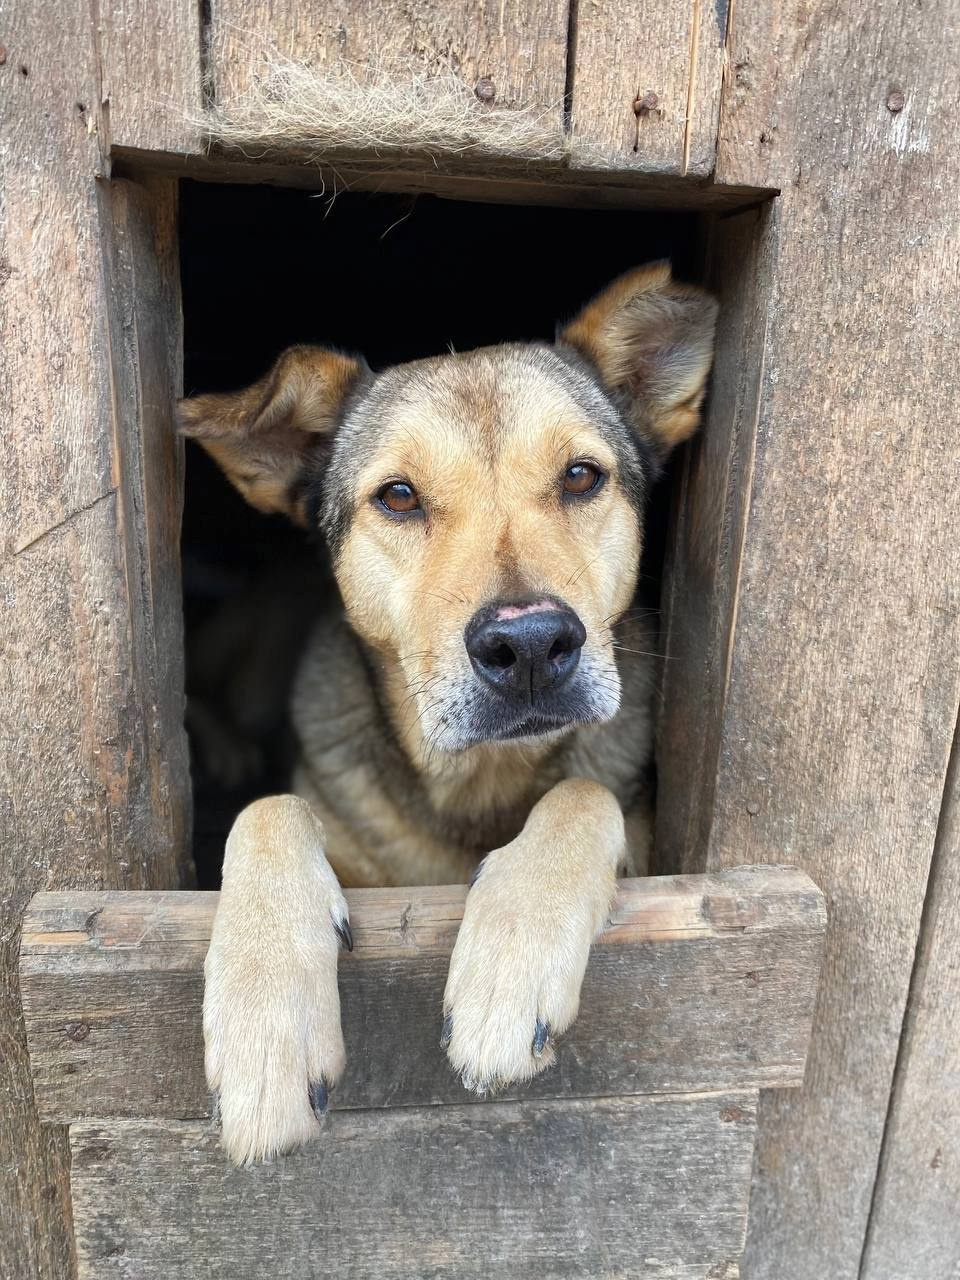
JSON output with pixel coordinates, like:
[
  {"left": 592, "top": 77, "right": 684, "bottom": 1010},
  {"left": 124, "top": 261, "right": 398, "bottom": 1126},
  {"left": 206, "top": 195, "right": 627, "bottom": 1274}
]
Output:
[
  {"left": 114, "top": 145, "right": 776, "bottom": 213},
  {"left": 20, "top": 866, "right": 825, "bottom": 1123}
]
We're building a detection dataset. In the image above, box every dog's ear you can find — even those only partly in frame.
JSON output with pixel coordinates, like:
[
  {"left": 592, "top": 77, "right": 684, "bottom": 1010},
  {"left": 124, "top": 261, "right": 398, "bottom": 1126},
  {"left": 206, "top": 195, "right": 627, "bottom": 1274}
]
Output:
[
  {"left": 559, "top": 262, "right": 718, "bottom": 456},
  {"left": 176, "top": 345, "right": 364, "bottom": 525}
]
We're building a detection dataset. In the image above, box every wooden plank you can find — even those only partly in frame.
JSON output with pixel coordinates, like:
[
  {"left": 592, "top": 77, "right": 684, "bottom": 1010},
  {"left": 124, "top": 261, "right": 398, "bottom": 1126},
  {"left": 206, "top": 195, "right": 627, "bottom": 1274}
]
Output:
[
  {"left": 713, "top": 0, "right": 800, "bottom": 189},
  {"left": 113, "top": 144, "right": 771, "bottom": 211},
  {"left": 656, "top": 204, "right": 771, "bottom": 866},
  {"left": 70, "top": 1098, "right": 755, "bottom": 1279},
  {"left": 569, "top": 0, "right": 728, "bottom": 175},
  {"left": 207, "top": 0, "right": 568, "bottom": 124},
  {"left": 658, "top": 1, "right": 960, "bottom": 1274},
  {"left": 99, "top": 176, "right": 192, "bottom": 871},
  {"left": 2, "top": 4, "right": 189, "bottom": 1278},
  {"left": 2, "top": 15, "right": 110, "bottom": 561},
  {"left": 20, "top": 869, "right": 825, "bottom": 1122},
  {"left": 860, "top": 725, "right": 960, "bottom": 1278},
  {"left": 97, "top": 0, "right": 203, "bottom": 154}
]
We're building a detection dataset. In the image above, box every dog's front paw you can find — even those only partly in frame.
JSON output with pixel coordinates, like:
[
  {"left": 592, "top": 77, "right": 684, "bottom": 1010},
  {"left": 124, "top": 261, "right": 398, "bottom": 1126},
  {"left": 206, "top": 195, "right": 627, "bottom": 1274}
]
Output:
[
  {"left": 203, "top": 797, "right": 351, "bottom": 1165},
  {"left": 442, "top": 780, "right": 621, "bottom": 1093},
  {"left": 204, "top": 909, "right": 349, "bottom": 1164},
  {"left": 442, "top": 860, "right": 593, "bottom": 1090},
  {"left": 442, "top": 886, "right": 605, "bottom": 1087}
]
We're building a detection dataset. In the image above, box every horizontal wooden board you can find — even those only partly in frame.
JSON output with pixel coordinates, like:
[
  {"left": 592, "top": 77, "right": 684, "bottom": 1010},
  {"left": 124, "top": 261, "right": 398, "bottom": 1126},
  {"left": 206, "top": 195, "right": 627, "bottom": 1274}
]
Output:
[
  {"left": 207, "top": 0, "right": 568, "bottom": 121},
  {"left": 113, "top": 145, "right": 772, "bottom": 211},
  {"left": 70, "top": 1096, "right": 754, "bottom": 1279},
  {"left": 20, "top": 868, "right": 824, "bottom": 1122}
]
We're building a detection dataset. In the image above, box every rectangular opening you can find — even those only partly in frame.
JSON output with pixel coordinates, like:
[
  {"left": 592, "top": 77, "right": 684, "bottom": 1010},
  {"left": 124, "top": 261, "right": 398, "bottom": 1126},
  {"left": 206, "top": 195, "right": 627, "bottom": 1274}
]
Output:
[{"left": 177, "top": 179, "right": 751, "bottom": 887}]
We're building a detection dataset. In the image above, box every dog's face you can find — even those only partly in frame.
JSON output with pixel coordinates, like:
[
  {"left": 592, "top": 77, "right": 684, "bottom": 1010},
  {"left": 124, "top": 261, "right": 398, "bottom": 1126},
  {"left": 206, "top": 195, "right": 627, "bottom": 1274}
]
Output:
[{"left": 179, "top": 264, "right": 717, "bottom": 759}]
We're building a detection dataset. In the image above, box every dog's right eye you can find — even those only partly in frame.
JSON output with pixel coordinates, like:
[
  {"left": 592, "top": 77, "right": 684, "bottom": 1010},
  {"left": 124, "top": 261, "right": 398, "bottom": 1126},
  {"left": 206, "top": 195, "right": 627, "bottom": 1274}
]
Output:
[{"left": 376, "top": 481, "right": 421, "bottom": 515}]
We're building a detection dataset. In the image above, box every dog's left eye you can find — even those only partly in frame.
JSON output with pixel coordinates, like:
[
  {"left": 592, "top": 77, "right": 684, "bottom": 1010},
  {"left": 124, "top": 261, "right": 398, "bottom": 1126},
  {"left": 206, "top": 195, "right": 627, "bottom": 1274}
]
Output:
[
  {"left": 563, "top": 462, "right": 604, "bottom": 497},
  {"left": 377, "top": 481, "right": 421, "bottom": 515}
]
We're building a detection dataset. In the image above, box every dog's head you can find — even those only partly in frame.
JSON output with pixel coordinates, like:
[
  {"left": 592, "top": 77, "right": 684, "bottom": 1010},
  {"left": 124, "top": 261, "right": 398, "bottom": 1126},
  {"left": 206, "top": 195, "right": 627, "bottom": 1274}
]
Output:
[{"left": 179, "top": 264, "right": 717, "bottom": 761}]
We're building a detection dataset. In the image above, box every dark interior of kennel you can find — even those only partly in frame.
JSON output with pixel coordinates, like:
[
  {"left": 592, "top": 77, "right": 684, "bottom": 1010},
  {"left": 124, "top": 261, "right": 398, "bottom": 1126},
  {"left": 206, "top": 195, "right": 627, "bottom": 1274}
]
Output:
[{"left": 179, "top": 180, "right": 703, "bottom": 886}]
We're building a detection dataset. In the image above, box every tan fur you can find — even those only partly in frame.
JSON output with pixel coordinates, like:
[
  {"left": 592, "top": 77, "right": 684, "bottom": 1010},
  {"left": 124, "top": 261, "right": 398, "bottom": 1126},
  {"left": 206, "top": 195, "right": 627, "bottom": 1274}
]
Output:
[
  {"left": 333, "top": 353, "right": 639, "bottom": 780},
  {"left": 444, "top": 779, "right": 624, "bottom": 1090},
  {"left": 203, "top": 796, "right": 348, "bottom": 1164},
  {"left": 561, "top": 262, "right": 718, "bottom": 450},
  {"left": 180, "top": 266, "right": 717, "bottom": 1163},
  {"left": 178, "top": 346, "right": 362, "bottom": 523}
]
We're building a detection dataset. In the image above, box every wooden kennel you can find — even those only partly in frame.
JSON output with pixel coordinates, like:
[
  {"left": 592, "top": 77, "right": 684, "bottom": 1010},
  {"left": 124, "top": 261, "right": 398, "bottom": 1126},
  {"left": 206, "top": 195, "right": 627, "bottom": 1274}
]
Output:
[{"left": 4, "top": 0, "right": 959, "bottom": 1278}]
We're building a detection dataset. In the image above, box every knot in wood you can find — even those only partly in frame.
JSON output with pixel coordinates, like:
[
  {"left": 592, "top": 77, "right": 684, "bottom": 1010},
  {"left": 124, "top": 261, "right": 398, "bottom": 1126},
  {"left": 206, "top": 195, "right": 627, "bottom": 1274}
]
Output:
[
  {"left": 474, "top": 77, "right": 496, "bottom": 106},
  {"left": 720, "top": 1105, "right": 746, "bottom": 1123},
  {"left": 633, "top": 91, "right": 660, "bottom": 116}
]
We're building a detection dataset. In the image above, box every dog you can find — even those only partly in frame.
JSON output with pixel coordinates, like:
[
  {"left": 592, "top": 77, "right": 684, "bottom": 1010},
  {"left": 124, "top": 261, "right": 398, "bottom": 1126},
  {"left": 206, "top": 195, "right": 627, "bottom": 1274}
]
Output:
[{"left": 177, "top": 261, "right": 717, "bottom": 1165}]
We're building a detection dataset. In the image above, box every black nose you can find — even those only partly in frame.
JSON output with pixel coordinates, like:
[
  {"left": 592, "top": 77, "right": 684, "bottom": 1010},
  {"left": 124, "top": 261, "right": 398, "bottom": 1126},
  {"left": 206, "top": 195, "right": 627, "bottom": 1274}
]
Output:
[{"left": 465, "top": 602, "right": 586, "bottom": 699}]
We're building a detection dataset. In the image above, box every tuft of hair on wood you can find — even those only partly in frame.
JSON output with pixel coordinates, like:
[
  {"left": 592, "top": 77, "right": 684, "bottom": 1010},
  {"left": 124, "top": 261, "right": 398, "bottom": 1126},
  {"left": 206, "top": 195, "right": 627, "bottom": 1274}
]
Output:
[{"left": 196, "top": 51, "right": 569, "bottom": 164}]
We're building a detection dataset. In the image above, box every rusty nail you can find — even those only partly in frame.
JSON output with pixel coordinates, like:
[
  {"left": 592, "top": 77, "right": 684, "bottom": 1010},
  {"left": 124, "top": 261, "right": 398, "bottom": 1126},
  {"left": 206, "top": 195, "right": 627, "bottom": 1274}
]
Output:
[
  {"left": 886, "top": 88, "right": 906, "bottom": 113},
  {"left": 633, "top": 90, "right": 659, "bottom": 116},
  {"left": 475, "top": 77, "right": 496, "bottom": 106},
  {"left": 66, "top": 1022, "right": 90, "bottom": 1043},
  {"left": 746, "top": 799, "right": 760, "bottom": 815}
]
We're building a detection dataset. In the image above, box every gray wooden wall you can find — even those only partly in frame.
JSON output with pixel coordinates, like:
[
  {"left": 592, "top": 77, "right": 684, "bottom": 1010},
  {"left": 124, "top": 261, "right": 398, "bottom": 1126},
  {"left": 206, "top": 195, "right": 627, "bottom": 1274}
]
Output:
[{"left": 3, "top": 0, "right": 959, "bottom": 1277}]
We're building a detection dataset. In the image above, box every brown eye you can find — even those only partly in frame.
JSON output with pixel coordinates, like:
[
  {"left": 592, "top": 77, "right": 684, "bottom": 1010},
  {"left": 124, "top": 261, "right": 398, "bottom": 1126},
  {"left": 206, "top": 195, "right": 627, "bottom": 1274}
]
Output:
[
  {"left": 377, "top": 480, "right": 421, "bottom": 515},
  {"left": 563, "top": 462, "right": 603, "bottom": 497}
]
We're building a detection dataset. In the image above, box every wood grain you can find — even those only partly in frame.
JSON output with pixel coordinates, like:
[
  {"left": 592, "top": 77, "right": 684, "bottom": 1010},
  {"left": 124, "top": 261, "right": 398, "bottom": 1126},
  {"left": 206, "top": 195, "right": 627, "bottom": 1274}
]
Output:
[
  {"left": 70, "top": 1099, "right": 755, "bottom": 1279},
  {"left": 713, "top": 0, "right": 802, "bottom": 189},
  {"left": 100, "top": 177, "right": 192, "bottom": 876},
  {"left": 860, "top": 726, "right": 960, "bottom": 1278},
  {"left": 569, "top": 0, "right": 729, "bottom": 175},
  {"left": 114, "top": 143, "right": 771, "bottom": 210},
  {"left": 656, "top": 204, "right": 772, "bottom": 868},
  {"left": 0, "top": 15, "right": 106, "bottom": 1275},
  {"left": 98, "top": 0, "right": 204, "bottom": 154},
  {"left": 207, "top": 0, "right": 568, "bottom": 122},
  {"left": 20, "top": 869, "right": 825, "bottom": 1121},
  {"left": 659, "top": 1, "right": 960, "bottom": 1274},
  {"left": 1, "top": 7, "right": 191, "bottom": 1276}
]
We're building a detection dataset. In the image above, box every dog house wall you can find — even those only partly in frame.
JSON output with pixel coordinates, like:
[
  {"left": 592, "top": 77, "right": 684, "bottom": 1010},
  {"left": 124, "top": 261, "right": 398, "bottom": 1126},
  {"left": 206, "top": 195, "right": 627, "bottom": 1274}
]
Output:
[{"left": 5, "top": 1, "right": 960, "bottom": 1278}]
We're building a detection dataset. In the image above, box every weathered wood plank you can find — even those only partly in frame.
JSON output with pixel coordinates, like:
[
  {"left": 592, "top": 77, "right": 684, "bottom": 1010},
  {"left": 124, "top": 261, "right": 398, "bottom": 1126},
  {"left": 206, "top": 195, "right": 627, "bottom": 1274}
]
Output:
[
  {"left": 656, "top": 204, "right": 771, "bottom": 866},
  {"left": 2, "top": 5, "right": 190, "bottom": 1278},
  {"left": 658, "top": 2, "right": 960, "bottom": 1275},
  {"left": 569, "top": 0, "right": 728, "bottom": 175},
  {"left": 70, "top": 1099, "right": 754, "bottom": 1279},
  {"left": 0, "top": 9, "right": 101, "bottom": 1255},
  {"left": 100, "top": 175, "right": 192, "bottom": 882},
  {"left": 97, "top": 0, "right": 203, "bottom": 154},
  {"left": 207, "top": 0, "right": 568, "bottom": 124},
  {"left": 860, "top": 726, "right": 960, "bottom": 1278},
  {"left": 114, "top": 143, "right": 772, "bottom": 210},
  {"left": 20, "top": 869, "right": 825, "bottom": 1121},
  {"left": 713, "top": 0, "right": 800, "bottom": 189}
]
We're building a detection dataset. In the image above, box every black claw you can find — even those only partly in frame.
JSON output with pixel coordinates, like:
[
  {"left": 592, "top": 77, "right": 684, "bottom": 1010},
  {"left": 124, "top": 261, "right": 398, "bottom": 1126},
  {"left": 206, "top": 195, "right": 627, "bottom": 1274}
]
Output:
[
  {"left": 468, "top": 858, "right": 486, "bottom": 888},
  {"left": 308, "top": 1079, "right": 329, "bottom": 1119},
  {"left": 333, "top": 916, "right": 354, "bottom": 952},
  {"left": 440, "top": 1013, "right": 453, "bottom": 1049},
  {"left": 533, "top": 1018, "right": 551, "bottom": 1058}
]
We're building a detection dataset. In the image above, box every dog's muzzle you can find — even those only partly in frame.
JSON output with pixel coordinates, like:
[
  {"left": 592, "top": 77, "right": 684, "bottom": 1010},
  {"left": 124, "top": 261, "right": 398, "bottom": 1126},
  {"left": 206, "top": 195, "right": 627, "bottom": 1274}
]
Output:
[{"left": 464, "top": 598, "right": 586, "bottom": 704}]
